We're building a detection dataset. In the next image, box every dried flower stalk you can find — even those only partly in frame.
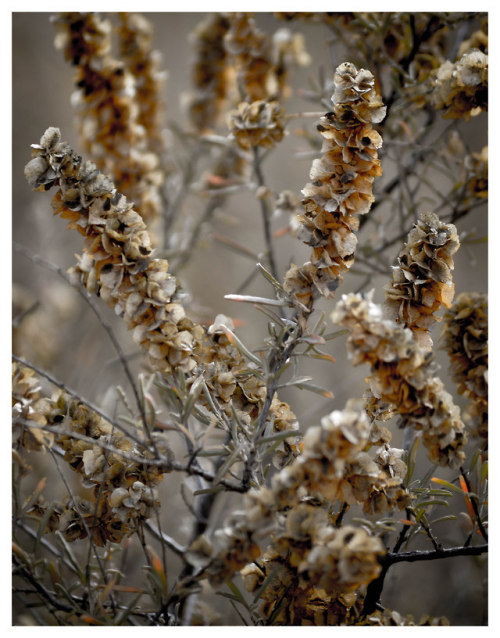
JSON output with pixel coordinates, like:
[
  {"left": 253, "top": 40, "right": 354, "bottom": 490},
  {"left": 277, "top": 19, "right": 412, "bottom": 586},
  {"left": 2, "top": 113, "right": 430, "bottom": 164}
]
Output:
[
  {"left": 384, "top": 211, "right": 460, "bottom": 350},
  {"left": 52, "top": 12, "right": 165, "bottom": 229},
  {"left": 241, "top": 506, "right": 384, "bottom": 625},
  {"left": 284, "top": 62, "right": 386, "bottom": 312},
  {"left": 267, "top": 398, "right": 410, "bottom": 516},
  {"left": 187, "top": 13, "right": 233, "bottom": 133},
  {"left": 331, "top": 292, "right": 467, "bottom": 467},
  {"left": 117, "top": 13, "right": 167, "bottom": 158},
  {"left": 224, "top": 13, "right": 277, "bottom": 102},
  {"left": 441, "top": 292, "right": 488, "bottom": 440}
]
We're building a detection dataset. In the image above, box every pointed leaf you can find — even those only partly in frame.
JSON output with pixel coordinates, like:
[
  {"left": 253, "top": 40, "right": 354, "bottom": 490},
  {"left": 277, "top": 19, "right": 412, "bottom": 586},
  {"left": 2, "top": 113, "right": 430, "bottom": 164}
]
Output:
[
  {"left": 430, "top": 477, "right": 463, "bottom": 494},
  {"left": 225, "top": 294, "right": 288, "bottom": 307},
  {"left": 295, "top": 381, "right": 334, "bottom": 398}
]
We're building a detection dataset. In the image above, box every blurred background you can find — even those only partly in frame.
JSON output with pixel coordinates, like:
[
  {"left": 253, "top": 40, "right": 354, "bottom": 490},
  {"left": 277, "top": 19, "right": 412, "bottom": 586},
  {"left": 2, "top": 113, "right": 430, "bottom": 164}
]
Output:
[{"left": 13, "top": 13, "right": 487, "bottom": 625}]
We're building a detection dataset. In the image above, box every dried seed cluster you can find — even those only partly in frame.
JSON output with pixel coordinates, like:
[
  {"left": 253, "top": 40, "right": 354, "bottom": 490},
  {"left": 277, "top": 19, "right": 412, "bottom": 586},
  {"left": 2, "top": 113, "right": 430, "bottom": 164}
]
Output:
[
  {"left": 360, "top": 608, "right": 450, "bottom": 626},
  {"left": 284, "top": 62, "right": 385, "bottom": 311},
  {"left": 265, "top": 398, "right": 410, "bottom": 515},
  {"left": 25, "top": 128, "right": 298, "bottom": 465},
  {"left": 331, "top": 292, "right": 467, "bottom": 467},
  {"left": 228, "top": 100, "right": 285, "bottom": 150},
  {"left": 117, "top": 13, "right": 167, "bottom": 158},
  {"left": 187, "top": 13, "right": 233, "bottom": 133},
  {"left": 52, "top": 12, "right": 165, "bottom": 229},
  {"left": 431, "top": 50, "right": 488, "bottom": 119},
  {"left": 12, "top": 364, "right": 55, "bottom": 451},
  {"left": 241, "top": 505, "right": 384, "bottom": 625},
  {"left": 223, "top": 14, "right": 312, "bottom": 151},
  {"left": 188, "top": 13, "right": 309, "bottom": 136},
  {"left": 188, "top": 398, "right": 404, "bottom": 590},
  {"left": 12, "top": 363, "right": 171, "bottom": 546},
  {"left": 441, "top": 292, "right": 488, "bottom": 440},
  {"left": 384, "top": 211, "right": 460, "bottom": 350},
  {"left": 25, "top": 126, "right": 196, "bottom": 372},
  {"left": 224, "top": 13, "right": 277, "bottom": 102},
  {"left": 246, "top": 558, "right": 362, "bottom": 625},
  {"left": 224, "top": 13, "right": 282, "bottom": 151},
  {"left": 465, "top": 145, "right": 488, "bottom": 200}
]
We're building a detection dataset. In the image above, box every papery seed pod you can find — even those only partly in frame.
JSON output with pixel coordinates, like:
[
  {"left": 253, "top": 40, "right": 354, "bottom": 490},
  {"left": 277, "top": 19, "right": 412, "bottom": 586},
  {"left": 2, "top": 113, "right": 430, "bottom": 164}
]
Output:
[
  {"left": 228, "top": 99, "right": 285, "bottom": 149},
  {"left": 224, "top": 13, "right": 277, "bottom": 101},
  {"left": 441, "top": 291, "right": 488, "bottom": 440},
  {"left": 331, "top": 291, "right": 467, "bottom": 467},
  {"left": 202, "top": 396, "right": 407, "bottom": 587},
  {"left": 384, "top": 211, "right": 460, "bottom": 350},
  {"left": 239, "top": 503, "right": 383, "bottom": 624},
  {"left": 117, "top": 12, "right": 167, "bottom": 157},
  {"left": 12, "top": 363, "right": 54, "bottom": 451},
  {"left": 431, "top": 49, "right": 488, "bottom": 119},
  {"left": 284, "top": 62, "right": 385, "bottom": 314},
  {"left": 358, "top": 608, "right": 450, "bottom": 626}
]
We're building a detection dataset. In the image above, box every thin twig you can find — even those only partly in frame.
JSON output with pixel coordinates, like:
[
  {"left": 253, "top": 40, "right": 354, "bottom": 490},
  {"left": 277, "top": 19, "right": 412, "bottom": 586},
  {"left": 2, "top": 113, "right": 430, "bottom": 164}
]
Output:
[
  {"left": 460, "top": 466, "right": 488, "bottom": 541},
  {"left": 13, "top": 242, "right": 152, "bottom": 444},
  {"left": 49, "top": 449, "right": 111, "bottom": 595},
  {"left": 334, "top": 502, "right": 349, "bottom": 528},
  {"left": 163, "top": 142, "right": 203, "bottom": 240},
  {"left": 173, "top": 196, "right": 223, "bottom": 272},
  {"left": 392, "top": 508, "right": 413, "bottom": 554},
  {"left": 13, "top": 520, "right": 78, "bottom": 576},
  {"left": 144, "top": 522, "right": 186, "bottom": 557},
  {"left": 242, "top": 324, "right": 301, "bottom": 490},
  {"left": 12, "top": 354, "right": 147, "bottom": 449},
  {"left": 13, "top": 556, "right": 75, "bottom": 614},
  {"left": 252, "top": 147, "right": 279, "bottom": 282},
  {"left": 12, "top": 299, "right": 40, "bottom": 328}
]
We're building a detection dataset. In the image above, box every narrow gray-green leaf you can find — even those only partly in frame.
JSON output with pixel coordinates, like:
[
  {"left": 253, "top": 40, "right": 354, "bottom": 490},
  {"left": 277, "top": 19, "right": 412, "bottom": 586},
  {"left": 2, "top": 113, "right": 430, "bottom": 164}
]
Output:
[{"left": 225, "top": 294, "right": 288, "bottom": 307}]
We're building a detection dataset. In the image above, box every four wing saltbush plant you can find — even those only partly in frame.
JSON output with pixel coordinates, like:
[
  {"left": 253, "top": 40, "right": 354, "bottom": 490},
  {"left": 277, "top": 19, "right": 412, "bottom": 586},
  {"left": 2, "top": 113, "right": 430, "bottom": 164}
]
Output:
[{"left": 13, "top": 11, "right": 487, "bottom": 626}]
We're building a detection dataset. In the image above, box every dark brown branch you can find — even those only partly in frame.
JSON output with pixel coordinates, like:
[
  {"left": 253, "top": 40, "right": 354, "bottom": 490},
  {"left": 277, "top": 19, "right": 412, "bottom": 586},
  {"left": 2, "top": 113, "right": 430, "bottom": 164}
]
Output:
[
  {"left": 459, "top": 467, "right": 488, "bottom": 542},
  {"left": 363, "top": 542, "right": 488, "bottom": 615},
  {"left": 386, "top": 543, "right": 488, "bottom": 565},
  {"left": 334, "top": 502, "right": 349, "bottom": 528},
  {"left": 392, "top": 508, "right": 412, "bottom": 554}
]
